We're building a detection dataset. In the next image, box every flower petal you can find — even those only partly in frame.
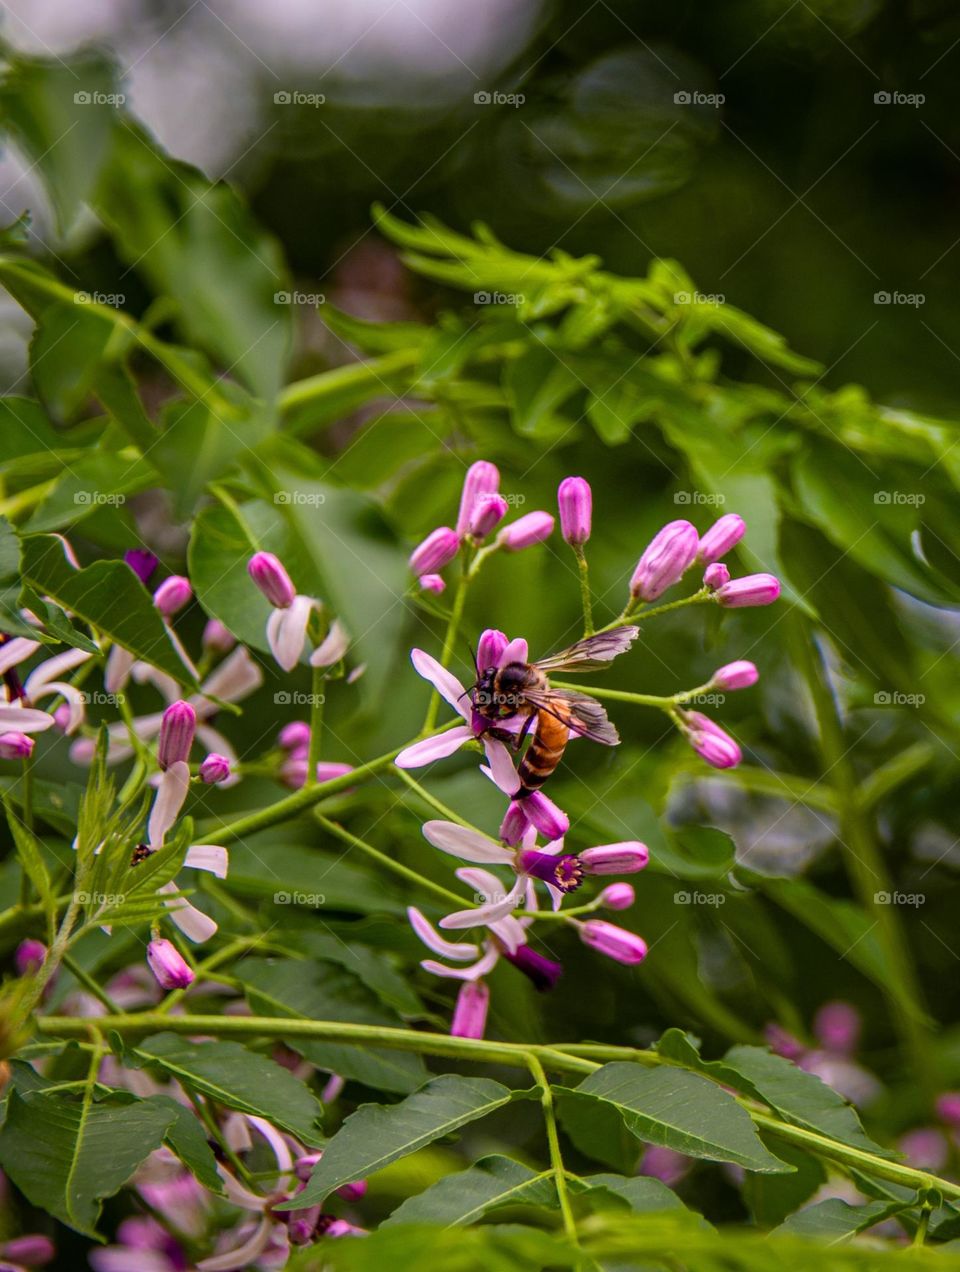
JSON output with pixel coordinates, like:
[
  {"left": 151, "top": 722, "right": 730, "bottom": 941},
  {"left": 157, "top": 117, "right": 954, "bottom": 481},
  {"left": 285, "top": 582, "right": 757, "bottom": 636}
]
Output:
[
  {"left": 29, "top": 681, "right": 86, "bottom": 733},
  {"left": 422, "top": 820, "right": 512, "bottom": 864},
  {"left": 421, "top": 946, "right": 500, "bottom": 981},
  {"left": 482, "top": 738, "right": 521, "bottom": 795},
  {"left": 407, "top": 907, "right": 479, "bottom": 960},
  {"left": 161, "top": 884, "right": 218, "bottom": 944},
  {"left": 199, "top": 646, "right": 263, "bottom": 708},
  {"left": 0, "top": 637, "right": 41, "bottom": 675},
  {"left": 0, "top": 706, "right": 54, "bottom": 733},
  {"left": 310, "top": 618, "right": 349, "bottom": 667},
  {"left": 488, "top": 915, "right": 527, "bottom": 954},
  {"left": 197, "top": 1215, "right": 273, "bottom": 1272},
  {"left": 184, "top": 844, "right": 229, "bottom": 879},
  {"left": 267, "top": 596, "right": 313, "bottom": 672},
  {"left": 440, "top": 875, "right": 525, "bottom": 929},
  {"left": 104, "top": 646, "right": 135, "bottom": 695},
  {"left": 498, "top": 637, "right": 528, "bottom": 667},
  {"left": 148, "top": 762, "right": 190, "bottom": 846},
  {"left": 394, "top": 725, "right": 471, "bottom": 768},
  {"left": 24, "top": 647, "right": 91, "bottom": 692},
  {"left": 410, "top": 649, "right": 470, "bottom": 721}
]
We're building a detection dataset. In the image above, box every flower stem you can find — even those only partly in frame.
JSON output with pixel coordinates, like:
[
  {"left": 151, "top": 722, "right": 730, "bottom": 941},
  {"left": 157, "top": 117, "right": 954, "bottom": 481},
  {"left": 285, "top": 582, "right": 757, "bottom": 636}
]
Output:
[
  {"left": 526, "top": 1052, "right": 578, "bottom": 1246},
  {"left": 305, "top": 663, "right": 325, "bottom": 787},
  {"left": 575, "top": 548, "right": 594, "bottom": 637},
  {"left": 422, "top": 559, "right": 471, "bottom": 733}
]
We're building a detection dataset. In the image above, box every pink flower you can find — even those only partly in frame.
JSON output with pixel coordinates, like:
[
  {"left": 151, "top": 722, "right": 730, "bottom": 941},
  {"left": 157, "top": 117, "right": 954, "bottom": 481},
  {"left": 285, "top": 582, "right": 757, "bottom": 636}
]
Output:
[
  {"left": 451, "top": 981, "right": 490, "bottom": 1039},
  {"left": 456, "top": 461, "right": 500, "bottom": 537},
  {"left": 558, "top": 476, "right": 592, "bottom": 547},
  {"left": 710, "top": 660, "right": 759, "bottom": 691},
  {"left": 153, "top": 575, "right": 192, "bottom": 617},
  {"left": 682, "top": 711, "right": 742, "bottom": 769},
  {"left": 716, "top": 574, "right": 781, "bottom": 608},
  {"left": 578, "top": 919, "right": 647, "bottom": 965},
  {"left": 409, "top": 527, "right": 459, "bottom": 576},
  {"left": 310, "top": 619, "right": 349, "bottom": 668},
  {"left": 497, "top": 511, "right": 555, "bottom": 551},
  {"left": 147, "top": 938, "right": 195, "bottom": 990},
  {"left": 696, "top": 514, "right": 745, "bottom": 565},
  {"left": 124, "top": 548, "right": 158, "bottom": 584},
  {"left": 630, "top": 520, "right": 699, "bottom": 601},
  {"left": 500, "top": 790, "right": 569, "bottom": 844},
  {"left": 0, "top": 731, "right": 33, "bottom": 759},
  {"left": 279, "top": 721, "right": 311, "bottom": 750},
  {"left": 419, "top": 573, "right": 445, "bottom": 594},
  {"left": 580, "top": 842, "right": 649, "bottom": 874},
  {"left": 704, "top": 562, "right": 730, "bottom": 589},
  {"left": 248, "top": 551, "right": 296, "bottom": 608},
  {"left": 15, "top": 939, "right": 46, "bottom": 975}
]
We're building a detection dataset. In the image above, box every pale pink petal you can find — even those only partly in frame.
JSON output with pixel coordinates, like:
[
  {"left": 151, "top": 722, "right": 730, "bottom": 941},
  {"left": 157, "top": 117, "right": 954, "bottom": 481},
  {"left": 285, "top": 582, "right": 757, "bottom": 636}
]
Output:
[
  {"left": 223, "top": 1112, "right": 254, "bottom": 1152},
  {"left": 421, "top": 946, "right": 500, "bottom": 980},
  {"left": 184, "top": 844, "right": 229, "bottom": 879},
  {"left": 131, "top": 662, "right": 180, "bottom": 703},
  {"left": 394, "top": 725, "right": 471, "bottom": 768},
  {"left": 540, "top": 837, "right": 565, "bottom": 856},
  {"left": 407, "top": 907, "right": 479, "bottom": 960},
  {"left": 488, "top": 915, "right": 527, "bottom": 954},
  {"left": 160, "top": 884, "right": 218, "bottom": 943},
  {"left": 28, "top": 681, "right": 85, "bottom": 733},
  {"left": 498, "top": 638, "right": 528, "bottom": 667},
  {"left": 195, "top": 724, "right": 238, "bottom": 765},
  {"left": 24, "top": 646, "right": 91, "bottom": 692},
  {"left": 0, "top": 638, "right": 41, "bottom": 675},
  {"left": 409, "top": 649, "right": 470, "bottom": 721},
  {"left": 148, "top": 762, "right": 190, "bottom": 846},
  {"left": 165, "top": 626, "right": 199, "bottom": 682},
  {"left": 482, "top": 738, "right": 521, "bottom": 795},
  {"left": 198, "top": 1216, "right": 273, "bottom": 1271},
  {"left": 199, "top": 646, "right": 263, "bottom": 708},
  {"left": 440, "top": 874, "right": 525, "bottom": 929},
  {"left": 310, "top": 618, "right": 349, "bottom": 667},
  {"left": 546, "top": 884, "right": 564, "bottom": 911},
  {"left": 104, "top": 646, "right": 135, "bottom": 694},
  {"left": 0, "top": 706, "right": 54, "bottom": 732},
  {"left": 246, "top": 1115, "right": 294, "bottom": 1175},
  {"left": 422, "top": 820, "right": 512, "bottom": 864}
]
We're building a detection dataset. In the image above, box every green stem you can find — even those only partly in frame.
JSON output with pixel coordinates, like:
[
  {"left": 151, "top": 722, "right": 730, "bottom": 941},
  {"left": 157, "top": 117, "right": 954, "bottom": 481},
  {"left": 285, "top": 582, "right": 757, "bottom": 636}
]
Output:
[
  {"left": 422, "top": 559, "right": 471, "bottom": 733},
  {"left": 305, "top": 664, "right": 325, "bottom": 787},
  {"left": 62, "top": 954, "right": 121, "bottom": 1014},
  {"left": 575, "top": 549, "right": 594, "bottom": 637},
  {"left": 526, "top": 1053, "right": 578, "bottom": 1246},
  {"left": 550, "top": 681, "right": 671, "bottom": 708},
  {"left": 394, "top": 769, "right": 480, "bottom": 830}
]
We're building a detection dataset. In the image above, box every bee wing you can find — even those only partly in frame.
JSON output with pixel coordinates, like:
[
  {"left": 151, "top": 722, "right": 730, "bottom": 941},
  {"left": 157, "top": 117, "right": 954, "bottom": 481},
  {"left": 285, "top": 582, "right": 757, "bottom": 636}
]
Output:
[
  {"left": 531, "top": 626, "right": 639, "bottom": 675},
  {"left": 524, "top": 687, "right": 621, "bottom": 746}
]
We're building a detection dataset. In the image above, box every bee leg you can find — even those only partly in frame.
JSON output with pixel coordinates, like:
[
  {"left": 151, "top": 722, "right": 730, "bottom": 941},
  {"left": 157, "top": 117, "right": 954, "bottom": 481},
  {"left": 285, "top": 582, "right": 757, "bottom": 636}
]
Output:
[{"left": 514, "top": 712, "right": 537, "bottom": 751}]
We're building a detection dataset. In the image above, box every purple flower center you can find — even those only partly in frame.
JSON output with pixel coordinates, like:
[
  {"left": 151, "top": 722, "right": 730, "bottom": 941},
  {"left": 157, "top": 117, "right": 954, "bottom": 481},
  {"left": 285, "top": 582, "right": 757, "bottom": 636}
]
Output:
[
  {"left": 502, "top": 944, "right": 563, "bottom": 991},
  {"left": 517, "top": 848, "right": 583, "bottom": 893}
]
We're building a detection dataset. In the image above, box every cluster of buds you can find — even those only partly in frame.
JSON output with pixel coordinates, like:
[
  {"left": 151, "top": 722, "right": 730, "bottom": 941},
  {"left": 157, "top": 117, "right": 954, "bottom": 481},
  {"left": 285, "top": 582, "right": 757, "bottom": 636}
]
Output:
[
  {"left": 629, "top": 512, "right": 780, "bottom": 610},
  {"left": 408, "top": 461, "right": 555, "bottom": 593}
]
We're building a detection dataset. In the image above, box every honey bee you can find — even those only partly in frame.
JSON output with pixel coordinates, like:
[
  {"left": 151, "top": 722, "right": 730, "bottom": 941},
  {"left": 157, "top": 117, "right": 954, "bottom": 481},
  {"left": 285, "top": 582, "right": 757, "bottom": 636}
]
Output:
[
  {"left": 471, "top": 627, "right": 639, "bottom": 794},
  {"left": 130, "top": 843, "right": 155, "bottom": 866}
]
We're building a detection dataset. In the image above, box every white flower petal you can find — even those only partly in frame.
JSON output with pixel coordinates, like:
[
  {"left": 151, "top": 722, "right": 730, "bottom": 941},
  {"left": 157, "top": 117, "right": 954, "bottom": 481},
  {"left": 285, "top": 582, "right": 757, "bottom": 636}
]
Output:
[
  {"left": 409, "top": 649, "right": 470, "bottom": 721},
  {"left": 148, "top": 762, "right": 190, "bottom": 846},
  {"left": 421, "top": 946, "right": 500, "bottom": 981},
  {"left": 24, "top": 646, "right": 91, "bottom": 692},
  {"left": 131, "top": 661, "right": 180, "bottom": 703},
  {"left": 0, "top": 706, "right": 54, "bottom": 732},
  {"left": 0, "top": 637, "right": 41, "bottom": 675},
  {"left": 482, "top": 738, "right": 521, "bottom": 795},
  {"left": 198, "top": 1215, "right": 273, "bottom": 1272},
  {"left": 184, "top": 844, "right": 229, "bottom": 879},
  {"left": 30, "top": 680, "right": 86, "bottom": 734},
  {"left": 546, "top": 883, "right": 564, "bottom": 911},
  {"left": 267, "top": 596, "right": 314, "bottom": 672},
  {"left": 440, "top": 876, "right": 525, "bottom": 929},
  {"left": 104, "top": 646, "right": 135, "bottom": 695},
  {"left": 310, "top": 618, "right": 349, "bottom": 667},
  {"left": 407, "top": 906, "right": 479, "bottom": 960},
  {"left": 394, "top": 725, "right": 471, "bottom": 768},
  {"left": 199, "top": 645, "right": 263, "bottom": 708},
  {"left": 422, "top": 820, "right": 512, "bottom": 864},
  {"left": 161, "top": 884, "right": 218, "bottom": 944},
  {"left": 488, "top": 915, "right": 527, "bottom": 954}
]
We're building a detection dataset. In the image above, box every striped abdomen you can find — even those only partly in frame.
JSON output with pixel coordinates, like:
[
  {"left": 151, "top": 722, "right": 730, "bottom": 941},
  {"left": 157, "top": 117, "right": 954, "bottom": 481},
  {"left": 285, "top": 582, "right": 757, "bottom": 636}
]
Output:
[{"left": 518, "top": 708, "right": 570, "bottom": 793}]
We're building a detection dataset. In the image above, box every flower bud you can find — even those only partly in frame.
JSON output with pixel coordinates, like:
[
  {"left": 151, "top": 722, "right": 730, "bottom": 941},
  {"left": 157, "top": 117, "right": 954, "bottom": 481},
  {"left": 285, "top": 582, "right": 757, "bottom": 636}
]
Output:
[
  {"left": 1, "top": 1234, "right": 56, "bottom": 1265},
  {"left": 409, "top": 527, "right": 459, "bottom": 576},
  {"left": 124, "top": 548, "right": 158, "bottom": 584},
  {"left": 451, "top": 980, "right": 490, "bottom": 1040},
  {"left": 468, "top": 493, "right": 509, "bottom": 540},
  {"left": 579, "top": 920, "right": 647, "bottom": 965},
  {"left": 696, "top": 513, "right": 745, "bottom": 565},
  {"left": 581, "top": 842, "right": 649, "bottom": 875},
  {"left": 814, "top": 1000, "right": 861, "bottom": 1055},
  {"left": 558, "top": 476, "right": 592, "bottom": 547},
  {"left": 630, "top": 520, "right": 699, "bottom": 601},
  {"left": 456, "top": 461, "right": 500, "bottom": 536},
  {"left": 157, "top": 700, "right": 196, "bottom": 770},
  {"left": 600, "top": 883, "right": 635, "bottom": 911},
  {"left": 53, "top": 704, "right": 72, "bottom": 734},
  {"left": 278, "top": 721, "right": 311, "bottom": 751},
  {"left": 501, "top": 790, "right": 569, "bottom": 844},
  {"left": 202, "top": 619, "right": 236, "bottom": 653},
  {"left": 716, "top": 574, "right": 781, "bottom": 608},
  {"left": 711, "top": 660, "right": 759, "bottom": 691},
  {"left": 477, "top": 629, "right": 508, "bottom": 670},
  {"left": 502, "top": 944, "right": 563, "bottom": 991},
  {"left": 936, "top": 1092, "right": 960, "bottom": 1129},
  {"left": 199, "top": 753, "right": 231, "bottom": 784},
  {"left": 153, "top": 575, "right": 192, "bottom": 617},
  {"left": 497, "top": 511, "right": 555, "bottom": 551},
  {"left": 147, "top": 938, "right": 195, "bottom": 990},
  {"left": 0, "top": 731, "right": 34, "bottom": 760},
  {"left": 419, "top": 574, "right": 445, "bottom": 594},
  {"left": 248, "top": 551, "right": 296, "bottom": 608},
  {"left": 703, "top": 562, "right": 730, "bottom": 589},
  {"left": 336, "top": 1179, "right": 368, "bottom": 1202},
  {"left": 684, "top": 711, "right": 741, "bottom": 769},
  {"left": 15, "top": 939, "right": 46, "bottom": 976}
]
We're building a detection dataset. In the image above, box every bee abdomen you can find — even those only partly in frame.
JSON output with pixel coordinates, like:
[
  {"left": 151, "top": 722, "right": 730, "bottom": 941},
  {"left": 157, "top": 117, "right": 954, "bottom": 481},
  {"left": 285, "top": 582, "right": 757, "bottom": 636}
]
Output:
[{"left": 518, "top": 710, "right": 569, "bottom": 792}]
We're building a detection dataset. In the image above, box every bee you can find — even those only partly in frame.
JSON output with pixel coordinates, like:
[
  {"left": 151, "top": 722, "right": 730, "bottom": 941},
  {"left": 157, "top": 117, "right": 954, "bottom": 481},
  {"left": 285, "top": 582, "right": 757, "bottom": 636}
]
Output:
[
  {"left": 471, "top": 627, "right": 639, "bottom": 794},
  {"left": 130, "top": 843, "right": 155, "bottom": 866}
]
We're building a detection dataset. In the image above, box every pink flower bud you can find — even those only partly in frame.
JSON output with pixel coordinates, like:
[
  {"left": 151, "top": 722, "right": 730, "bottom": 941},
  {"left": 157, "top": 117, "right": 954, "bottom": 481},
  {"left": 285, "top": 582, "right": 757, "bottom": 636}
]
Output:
[
  {"left": 124, "top": 548, "right": 158, "bottom": 584},
  {"left": 419, "top": 574, "right": 445, "bottom": 594},
  {"left": 936, "top": 1093, "right": 960, "bottom": 1128},
  {"left": 468, "top": 493, "right": 508, "bottom": 540},
  {"left": 147, "top": 938, "right": 195, "bottom": 990},
  {"left": 450, "top": 980, "right": 489, "bottom": 1039},
  {"left": 153, "top": 575, "right": 192, "bottom": 617},
  {"left": 335, "top": 1179, "right": 368, "bottom": 1202},
  {"left": 497, "top": 511, "right": 555, "bottom": 551},
  {"left": 157, "top": 700, "right": 196, "bottom": 769},
  {"left": 279, "top": 721, "right": 311, "bottom": 751},
  {"left": 696, "top": 513, "right": 745, "bottom": 565},
  {"left": 203, "top": 619, "right": 236, "bottom": 652},
  {"left": 600, "top": 883, "right": 635, "bottom": 911},
  {"left": 281, "top": 755, "right": 353, "bottom": 790},
  {"left": 477, "top": 629, "right": 508, "bottom": 670},
  {"left": 630, "top": 520, "right": 699, "bottom": 601},
  {"left": 684, "top": 711, "right": 742, "bottom": 769},
  {"left": 199, "top": 753, "right": 231, "bottom": 784},
  {"left": 53, "top": 704, "right": 72, "bottom": 733},
  {"left": 501, "top": 791, "right": 569, "bottom": 844},
  {"left": 711, "top": 660, "right": 759, "bottom": 691},
  {"left": 704, "top": 562, "right": 730, "bottom": 589},
  {"left": 409, "top": 526, "right": 459, "bottom": 576},
  {"left": 579, "top": 920, "right": 648, "bottom": 965},
  {"left": 0, "top": 731, "right": 34, "bottom": 760},
  {"left": 456, "top": 461, "right": 500, "bottom": 536},
  {"left": 764, "top": 1023, "right": 805, "bottom": 1061},
  {"left": 1, "top": 1234, "right": 56, "bottom": 1265},
  {"left": 814, "top": 1001, "right": 861, "bottom": 1055},
  {"left": 558, "top": 476, "right": 592, "bottom": 546},
  {"left": 248, "top": 551, "right": 296, "bottom": 608},
  {"left": 15, "top": 939, "right": 46, "bottom": 976},
  {"left": 716, "top": 574, "right": 781, "bottom": 608},
  {"left": 581, "top": 842, "right": 649, "bottom": 875}
]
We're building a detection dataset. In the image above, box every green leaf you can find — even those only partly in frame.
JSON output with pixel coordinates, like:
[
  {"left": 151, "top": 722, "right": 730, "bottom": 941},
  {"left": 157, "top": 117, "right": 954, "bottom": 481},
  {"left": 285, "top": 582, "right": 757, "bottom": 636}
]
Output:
[
  {"left": 151, "top": 396, "right": 272, "bottom": 519},
  {"left": 286, "top": 930, "right": 424, "bottom": 1017},
  {"left": 286, "top": 1222, "right": 578, "bottom": 1271},
  {"left": 2, "top": 794, "right": 53, "bottom": 913},
  {"left": 743, "top": 1140, "right": 826, "bottom": 1229},
  {"left": 504, "top": 345, "right": 579, "bottom": 439},
  {"left": 0, "top": 1090, "right": 176, "bottom": 1237},
  {"left": 241, "top": 956, "right": 428, "bottom": 1094},
  {"left": 557, "top": 1064, "right": 791, "bottom": 1173},
  {"left": 18, "top": 534, "right": 195, "bottom": 687},
  {"left": 570, "top": 1172, "right": 688, "bottom": 1214},
  {"left": 282, "top": 1075, "right": 524, "bottom": 1209},
  {"left": 384, "top": 1155, "right": 556, "bottom": 1227},
  {"left": 0, "top": 399, "right": 66, "bottom": 469},
  {"left": 774, "top": 1197, "right": 909, "bottom": 1240},
  {"left": 133, "top": 1033, "right": 323, "bottom": 1146},
  {"left": 146, "top": 1095, "right": 224, "bottom": 1194}
]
